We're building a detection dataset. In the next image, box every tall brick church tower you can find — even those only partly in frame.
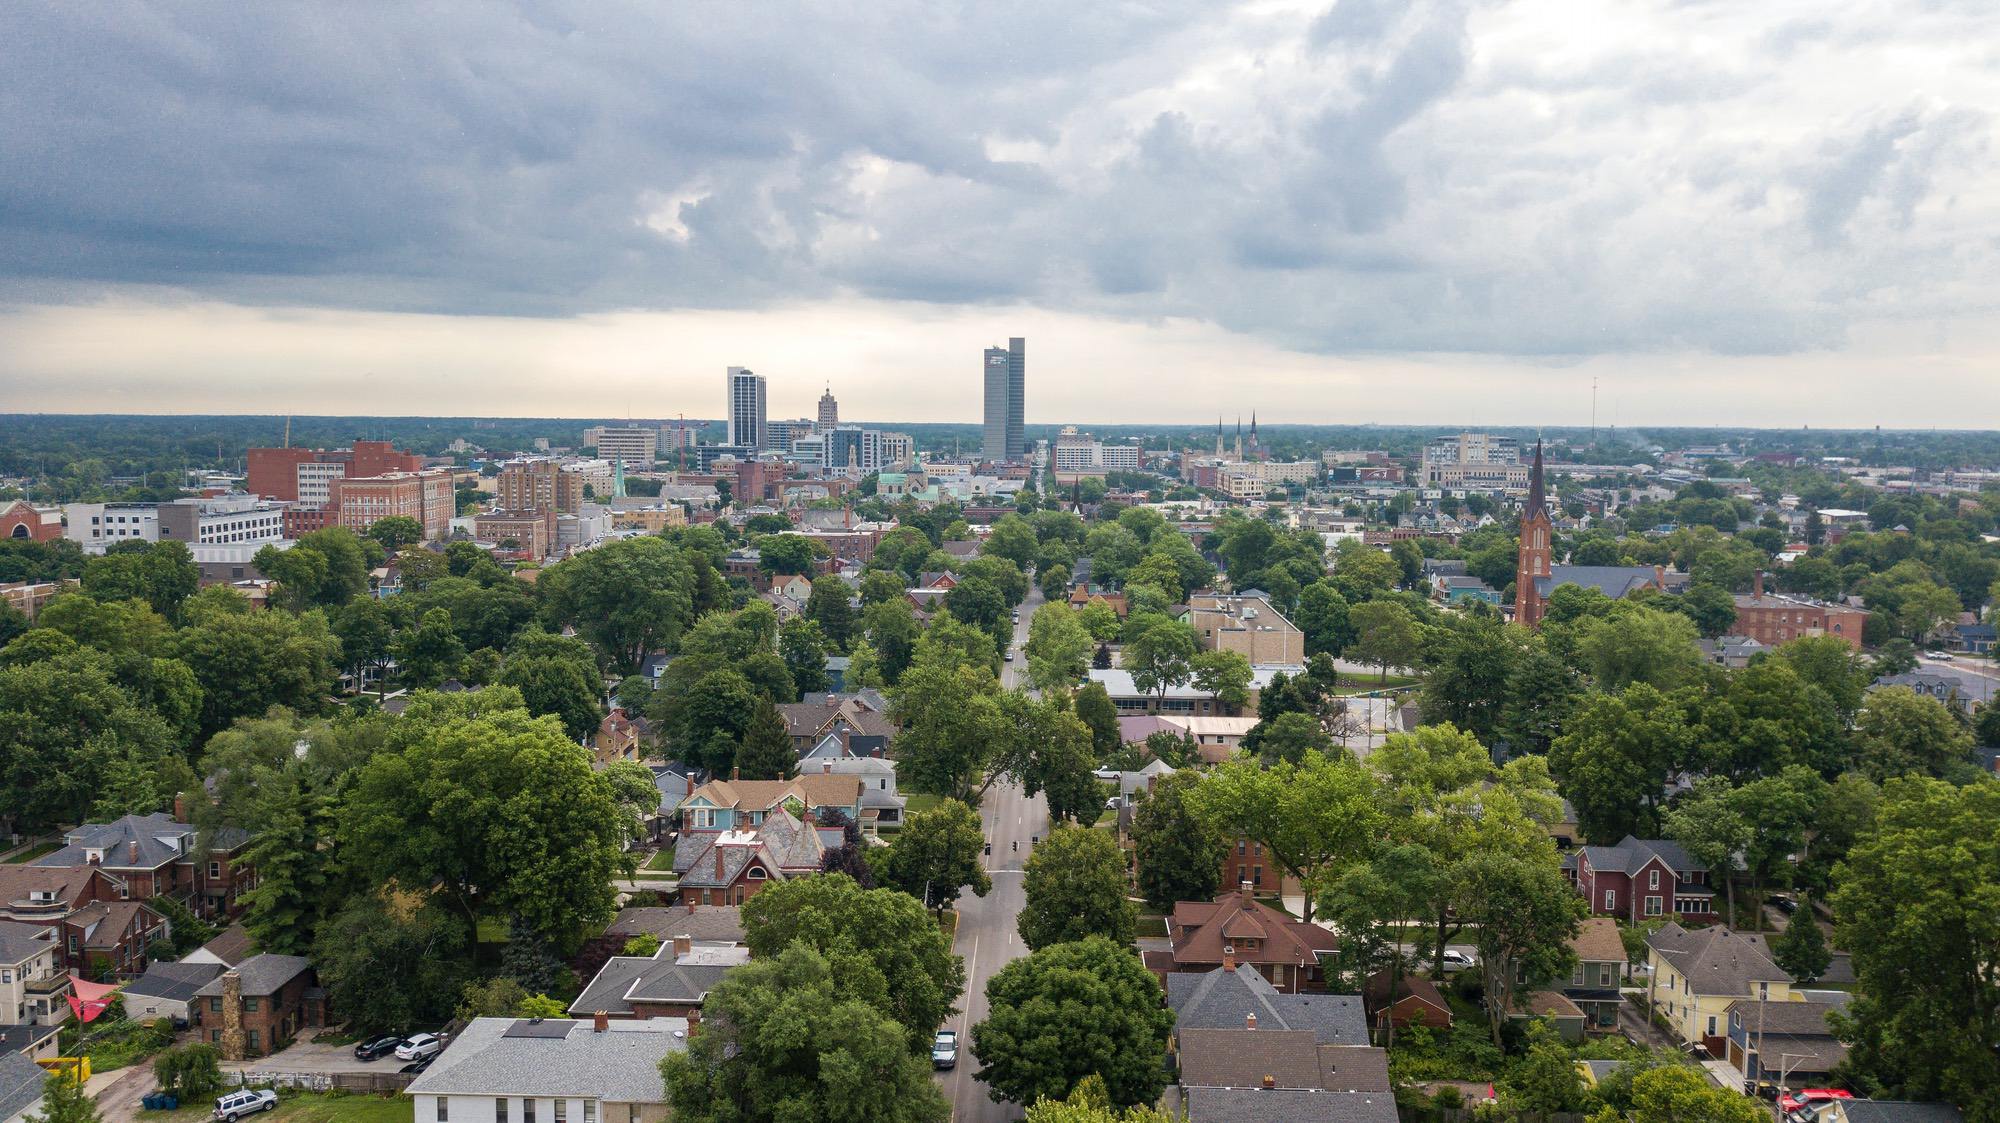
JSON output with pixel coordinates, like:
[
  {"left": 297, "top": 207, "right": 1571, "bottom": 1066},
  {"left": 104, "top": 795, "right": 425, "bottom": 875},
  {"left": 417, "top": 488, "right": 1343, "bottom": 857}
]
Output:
[{"left": 1514, "top": 440, "right": 1553, "bottom": 628}]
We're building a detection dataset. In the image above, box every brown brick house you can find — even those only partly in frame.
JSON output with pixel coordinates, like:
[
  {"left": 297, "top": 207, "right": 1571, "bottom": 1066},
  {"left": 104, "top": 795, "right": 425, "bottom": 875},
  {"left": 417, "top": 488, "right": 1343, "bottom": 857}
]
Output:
[
  {"left": 1221, "top": 838, "right": 1288, "bottom": 896},
  {"left": 31, "top": 812, "right": 255, "bottom": 920},
  {"left": 65, "top": 901, "right": 169, "bottom": 980},
  {"left": 1161, "top": 891, "right": 1337, "bottom": 993},
  {"left": 0, "top": 866, "right": 124, "bottom": 972},
  {"left": 194, "top": 954, "right": 319, "bottom": 1060},
  {"left": 1363, "top": 968, "right": 1452, "bottom": 1031}
]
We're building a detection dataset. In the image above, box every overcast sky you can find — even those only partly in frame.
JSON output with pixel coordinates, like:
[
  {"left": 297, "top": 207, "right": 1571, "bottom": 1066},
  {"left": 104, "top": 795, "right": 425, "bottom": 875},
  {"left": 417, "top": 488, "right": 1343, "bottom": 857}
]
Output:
[{"left": 3, "top": 1, "right": 1996, "bottom": 427}]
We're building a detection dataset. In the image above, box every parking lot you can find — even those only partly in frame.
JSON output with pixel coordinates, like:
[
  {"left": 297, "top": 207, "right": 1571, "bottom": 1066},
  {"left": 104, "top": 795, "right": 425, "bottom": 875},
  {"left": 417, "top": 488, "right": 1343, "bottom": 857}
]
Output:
[{"left": 228, "top": 1033, "right": 429, "bottom": 1077}]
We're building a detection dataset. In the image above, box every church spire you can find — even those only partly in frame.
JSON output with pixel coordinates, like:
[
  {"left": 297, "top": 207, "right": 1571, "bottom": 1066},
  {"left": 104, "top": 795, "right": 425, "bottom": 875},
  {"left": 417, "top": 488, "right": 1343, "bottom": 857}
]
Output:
[{"left": 1524, "top": 439, "right": 1547, "bottom": 519}]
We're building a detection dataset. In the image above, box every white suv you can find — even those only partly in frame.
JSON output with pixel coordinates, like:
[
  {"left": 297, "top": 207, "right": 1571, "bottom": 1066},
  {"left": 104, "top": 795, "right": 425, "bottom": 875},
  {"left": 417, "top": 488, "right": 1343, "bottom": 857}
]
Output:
[{"left": 213, "top": 1090, "right": 278, "bottom": 1122}]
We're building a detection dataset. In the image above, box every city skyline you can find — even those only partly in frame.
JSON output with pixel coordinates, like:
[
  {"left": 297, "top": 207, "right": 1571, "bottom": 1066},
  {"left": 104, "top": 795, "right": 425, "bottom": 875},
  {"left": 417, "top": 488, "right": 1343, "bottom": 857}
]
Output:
[{"left": 3, "top": 3, "right": 1999, "bottom": 426}]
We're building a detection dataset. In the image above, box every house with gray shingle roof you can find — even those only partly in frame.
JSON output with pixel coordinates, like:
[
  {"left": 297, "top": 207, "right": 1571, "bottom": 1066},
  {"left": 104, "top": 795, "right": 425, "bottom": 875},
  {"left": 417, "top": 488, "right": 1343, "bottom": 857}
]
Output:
[
  {"left": 0, "top": 1052, "right": 45, "bottom": 1123},
  {"left": 569, "top": 936, "right": 749, "bottom": 1020},
  {"left": 1566, "top": 835, "right": 1718, "bottom": 924},
  {"left": 1167, "top": 963, "right": 1367, "bottom": 1048},
  {"left": 404, "top": 1016, "right": 688, "bottom": 1120},
  {"left": 1645, "top": 922, "right": 1799, "bottom": 1056},
  {"left": 123, "top": 960, "right": 226, "bottom": 1023},
  {"left": 32, "top": 812, "right": 253, "bottom": 920},
  {"left": 193, "top": 953, "right": 319, "bottom": 1060},
  {"left": 672, "top": 807, "right": 841, "bottom": 908}
]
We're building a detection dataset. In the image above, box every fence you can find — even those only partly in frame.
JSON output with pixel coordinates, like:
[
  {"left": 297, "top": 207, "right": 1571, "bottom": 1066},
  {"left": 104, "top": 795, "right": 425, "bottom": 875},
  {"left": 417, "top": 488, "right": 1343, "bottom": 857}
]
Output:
[{"left": 228, "top": 1071, "right": 414, "bottom": 1094}]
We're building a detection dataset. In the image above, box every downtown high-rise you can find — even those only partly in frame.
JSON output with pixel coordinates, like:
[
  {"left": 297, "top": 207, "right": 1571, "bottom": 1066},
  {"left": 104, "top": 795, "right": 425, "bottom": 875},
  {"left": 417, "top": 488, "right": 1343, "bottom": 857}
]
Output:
[
  {"left": 726, "top": 366, "right": 767, "bottom": 449},
  {"left": 982, "top": 337, "right": 1025, "bottom": 462}
]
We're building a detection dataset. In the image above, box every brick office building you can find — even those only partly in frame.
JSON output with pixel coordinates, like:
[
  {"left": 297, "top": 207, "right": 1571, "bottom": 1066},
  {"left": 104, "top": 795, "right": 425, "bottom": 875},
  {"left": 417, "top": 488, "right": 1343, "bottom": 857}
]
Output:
[
  {"left": 330, "top": 471, "right": 454, "bottom": 541},
  {"left": 1731, "top": 572, "right": 1868, "bottom": 651},
  {"left": 247, "top": 440, "right": 423, "bottom": 503}
]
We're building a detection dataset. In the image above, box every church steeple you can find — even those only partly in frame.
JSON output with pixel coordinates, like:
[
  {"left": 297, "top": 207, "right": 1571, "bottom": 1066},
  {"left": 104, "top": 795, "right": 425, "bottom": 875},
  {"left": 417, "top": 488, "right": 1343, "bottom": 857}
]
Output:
[{"left": 1514, "top": 439, "right": 1553, "bottom": 629}]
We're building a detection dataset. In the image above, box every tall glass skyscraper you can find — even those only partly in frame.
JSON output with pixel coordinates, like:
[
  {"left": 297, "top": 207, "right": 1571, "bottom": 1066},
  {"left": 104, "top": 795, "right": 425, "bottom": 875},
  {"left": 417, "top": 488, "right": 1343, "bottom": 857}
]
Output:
[
  {"left": 725, "top": 366, "right": 767, "bottom": 449},
  {"left": 982, "top": 337, "right": 1025, "bottom": 462}
]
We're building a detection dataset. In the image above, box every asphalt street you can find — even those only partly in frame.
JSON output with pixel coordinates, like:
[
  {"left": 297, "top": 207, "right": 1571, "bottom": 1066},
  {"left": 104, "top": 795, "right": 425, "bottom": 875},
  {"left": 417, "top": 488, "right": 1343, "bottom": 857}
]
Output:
[{"left": 936, "top": 584, "right": 1046, "bottom": 1122}]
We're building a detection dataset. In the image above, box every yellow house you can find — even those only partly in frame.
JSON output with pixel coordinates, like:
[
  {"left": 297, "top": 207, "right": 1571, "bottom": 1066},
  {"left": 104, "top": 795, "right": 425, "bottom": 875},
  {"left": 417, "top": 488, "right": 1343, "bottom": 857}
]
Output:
[{"left": 1645, "top": 922, "right": 1800, "bottom": 1058}]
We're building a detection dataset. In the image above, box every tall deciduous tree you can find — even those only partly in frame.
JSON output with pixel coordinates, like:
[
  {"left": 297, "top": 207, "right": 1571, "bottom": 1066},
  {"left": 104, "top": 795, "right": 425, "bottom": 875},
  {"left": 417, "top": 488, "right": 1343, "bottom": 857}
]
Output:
[
  {"left": 972, "top": 937, "right": 1174, "bottom": 1108},
  {"left": 1551, "top": 684, "right": 1692, "bottom": 844},
  {"left": 1019, "top": 826, "right": 1135, "bottom": 950},
  {"left": 874, "top": 798, "right": 991, "bottom": 911},
  {"left": 779, "top": 617, "right": 830, "bottom": 698},
  {"left": 1348, "top": 599, "right": 1420, "bottom": 682},
  {"left": 1192, "top": 750, "right": 1381, "bottom": 923},
  {"left": 1124, "top": 620, "right": 1197, "bottom": 704},
  {"left": 1189, "top": 649, "right": 1252, "bottom": 715},
  {"left": 805, "top": 575, "right": 855, "bottom": 650},
  {"left": 1850, "top": 685, "right": 1975, "bottom": 779},
  {"left": 539, "top": 537, "right": 696, "bottom": 671},
  {"left": 313, "top": 894, "right": 470, "bottom": 1035},
  {"left": 1025, "top": 602, "right": 1093, "bottom": 693},
  {"left": 1132, "top": 771, "right": 1224, "bottom": 912},
  {"left": 739, "top": 874, "right": 965, "bottom": 1049},
  {"left": 1830, "top": 778, "right": 2000, "bottom": 1111},
  {"left": 661, "top": 945, "right": 950, "bottom": 1123},
  {"left": 1457, "top": 845, "right": 1586, "bottom": 1047}
]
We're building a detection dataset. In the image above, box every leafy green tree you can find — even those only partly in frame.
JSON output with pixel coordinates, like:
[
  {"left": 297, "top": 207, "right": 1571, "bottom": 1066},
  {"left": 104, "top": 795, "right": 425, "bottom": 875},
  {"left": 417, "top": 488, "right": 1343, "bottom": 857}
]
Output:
[
  {"left": 1591, "top": 1064, "right": 1764, "bottom": 1123},
  {"left": 863, "top": 598, "right": 922, "bottom": 684},
  {"left": 756, "top": 533, "right": 820, "bottom": 577},
  {"left": 340, "top": 690, "right": 625, "bottom": 948},
  {"left": 81, "top": 541, "right": 200, "bottom": 622},
  {"left": 1701, "top": 658, "right": 1842, "bottom": 779},
  {"left": 1851, "top": 685, "right": 1975, "bottom": 779},
  {"left": 28, "top": 1070, "right": 103, "bottom": 1123},
  {"left": 1124, "top": 619, "right": 1197, "bottom": 704},
  {"left": 983, "top": 515, "right": 1040, "bottom": 570},
  {"left": 498, "top": 653, "right": 600, "bottom": 740},
  {"left": 539, "top": 537, "right": 696, "bottom": 671},
  {"left": 0, "top": 648, "right": 179, "bottom": 829},
  {"left": 1133, "top": 771, "right": 1223, "bottom": 912},
  {"left": 1074, "top": 681, "right": 1122, "bottom": 761},
  {"left": 1419, "top": 615, "right": 1522, "bottom": 743},
  {"left": 1025, "top": 602, "right": 1093, "bottom": 693},
  {"left": 843, "top": 636, "right": 884, "bottom": 690},
  {"left": 1024, "top": 1077, "right": 1177, "bottom": 1123},
  {"left": 1730, "top": 766, "right": 1826, "bottom": 926},
  {"left": 237, "top": 768, "right": 339, "bottom": 954},
  {"left": 1190, "top": 750, "right": 1380, "bottom": 923},
  {"left": 1076, "top": 600, "right": 1121, "bottom": 642},
  {"left": 1771, "top": 904, "right": 1831, "bottom": 983},
  {"left": 1349, "top": 598, "right": 1420, "bottom": 682},
  {"left": 365, "top": 515, "right": 426, "bottom": 551},
  {"left": 1500, "top": 645, "right": 1582, "bottom": 756},
  {"left": 1328, "top": 539, "right": 1398, "bottom": 603},
  {"left": 313, "top": 894, "right": 470, "bottom": 1034},
  {"left": 396, "top": 607, "right": 467, "bottom": 689},
  {"left": 1294, "top": 580, "right": 1352, "bottom": 658},
  {"left": 1551, "top": 684, "right": 1692, "bottom": 844},
  {"left": 1575, "top": 605, "right": 1702, "bottom": 691},
  {"left": 1190, "top": 649, "right": 1252, "bottom": 714},
  {"left": 734, "top": 698, "right": 796, "bottom": 781},
  {"left": 152, "top": 1043, "right": 223, "bottom": 1101},
  {"left": 1830, "top": 777, "right": 2000, "bottom": 1111},
  {"left": 1663, "top": 777, "right": 1751, "bottom": 927},
  {"left": 859, "top": 568, "right": 906, "bottom": 607},
  {"left": 657, "top": 668, "right": 759, "bottom": 773},
  {"left": 661, "top": 945, "right": 950, "bottom": 1123},
  {"left": 1457, "top": 844, "right": 1586, "bottom": 1047},
  {"left": 740, "top": 875, "right": 965, "bottom": 1049},
  {"left": 1256, "top": 711, "right": 1332, "bottom": 766},
  {"left": 1019, "top": 826, "right": 1135, "bottom": 950},
  {"left": 805, "top": 575, "right": 854, "bottom": 650},
  {"left": 1319, "top": 844, "right": 1442, "bottom": 1034},
  {"left": 779, "top": 617, "right": 830, "bottom": 698},
  {"left": 175, "top": 606, "right": 340, "bottom": 738},
  {"left": 1500, "top": 1025, "right": 1587, "bottom": 1112},
  {"left": 874, "top": 798, "right": 991, "bottom": 911},
  {"left": 889, "top": 658, "right": 1004, "bottom": 801},
  {"left": 971, "top": 937, "right": 1173, "bottom": 1108}
]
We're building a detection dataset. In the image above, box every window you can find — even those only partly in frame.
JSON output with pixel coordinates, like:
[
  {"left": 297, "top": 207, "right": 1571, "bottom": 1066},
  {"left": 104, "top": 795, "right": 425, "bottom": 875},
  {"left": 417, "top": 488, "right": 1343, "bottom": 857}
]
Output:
[
  {"left": 246, "top": 1029, "right": 259, "bottom": 1052},
  {"left": 1599, "top": 964, "right": 1615, "bottom": 987},
  {"left": 583, "top": 1103, "right": 597, "bottom": 1123},
  {"left": 209, "top": 862, "right": 221, "bottom": 879},
  {"left": 244, "top": 997, "right": 258, "bottom": 1012},
  {"left": 437, "top": 1100, "right": 448, "bottom": 1123},
  {"left": 524, "top": 1102, "right": 535, "bottom": 1123},
  {"left": 210, "top": 998, "right": 223, "bottom": 1013},
  {"left": 746, "top": 867, "right": 767, "bottom": 880},
  {"left": 1705, "top": 1016, "right": 1717, "bottom": 1037},
  {"left": 628, "top": 1109, "right": 638, "bottom": 1123},
  {"left": 1758, "top": 982, "right": 1769, "bottom": 1001},
  {"left": 554, "top": 1104, "right": 566, "bottom": 1123},
  {"left": 1645, "top": 896, "right": 1663, "bottom": 917},
  {"left": 1648, "top": 869, "right": 1660, "bottom": 890},
  {"left": 497, "top": 1100, "right": 508, "bottom": 1123},
  {"left": 1603, "top": 889, "right": 1616, "bottom": 911}
]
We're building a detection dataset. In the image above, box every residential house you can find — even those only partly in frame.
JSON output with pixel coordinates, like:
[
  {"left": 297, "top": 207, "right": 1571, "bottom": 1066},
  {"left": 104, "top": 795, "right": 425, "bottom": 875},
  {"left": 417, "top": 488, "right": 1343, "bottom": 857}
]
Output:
[
  {"left": 1088, "top": 665, "right": 1297, "bottom": 717},
  {"left": 794, "top": 754, "right": 905, "bottom": 833},
  {"left": 32, "top": 811, "right": 255, "bottom": 920},
  {"left": 1160, "top": 891, "right": 1337, "bottom": 993},
  {"left": 1160, "top": 717, "right": 1259, "bottom": 763},
  {"left": 1732, "top": 572, "right": 1867, "bottom": 650},
  {"left": 671, "top": 807, "right": 842, "bottom": 907},
  {"left": 405, "top": 1015, "right": 689, "bottom": 1123},
  {"left": 569, "top": 935, "right": 750, "bottom": 1020},
  {"left": 66, "top": 901, "right": 169, "bottom": 978},
  {"left": 590, "top": 710, "right": 640, "bottom": 764},
  {"left": 1726, "top": 997, "right": 1849, "bottom": 1086},
  {"left": 1362, "top": 969, "right": 1451, "bottom": 1032},
  {"left": 1181, "top": 1087, "right": 1397, "bottom": 1123},
  {"left": 0, "top": 1052, "right": 46, "bottom": 1123},
  {"left": 1435, "top": 575, "right": 1501, "bottom": 607},
  {"left": 677, "top": 774, "right": 864, "bottom": 835},
  {"left": 1702, "top": 636, "right": 1769, "bottom": 669},
  {"left": 1166, "top": 962, "right": 1369, "bottom": 1048},
  {"left": 1221, "top": 838, "right": 1289, "bottom": 897},
  {"left": 122, "top": 961, "right": 226, "bottom": 1024},
  {"left": 644, "top": 763, "right": 701, "bottom": 846},
  {"left": 1505, "top": 991, "right": 1587, "bottom": 1042},
  {"left": 605, "top": 906, "right": 744, "bottom": 946},
  {"left": 1562, "top": 918, "right": 1627, "bottom": 1032},
  {"left": 193, "top": 953, "right": 320, "bottom": 1061},
  {"left": 0, "top": 924, "right": 66, "bottom": 1027},
  {"left": 181, "top": 922, "right": 254, "bottom": 968},
  {"left": 1177, "top": 1029, "right": 1390, "bottom": 1095},
  {"left": 1646, "top": 922, "right": 1799, "bottom": 1057},
  {"left": 1565, "top": 836, "right": 1718, "bottom": 923},
  {"left": 772, "top": 693, "right": 894, "bottom": 756},
  {"left": 0, "top": 1025, "right": 55, "bottom": 1063},
  {"left": 1955, "top": 623, "right": 1997, "bottom": 655},
  {"left": 1872, "top": 672, "right": 1968, "bottom": 709}
]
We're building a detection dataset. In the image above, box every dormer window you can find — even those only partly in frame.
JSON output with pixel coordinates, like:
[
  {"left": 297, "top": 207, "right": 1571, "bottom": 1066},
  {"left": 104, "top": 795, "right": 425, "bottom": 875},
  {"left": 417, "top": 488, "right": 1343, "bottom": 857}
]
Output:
[{"left": 746, "top": 867, "right": 767, "bottom": 880}]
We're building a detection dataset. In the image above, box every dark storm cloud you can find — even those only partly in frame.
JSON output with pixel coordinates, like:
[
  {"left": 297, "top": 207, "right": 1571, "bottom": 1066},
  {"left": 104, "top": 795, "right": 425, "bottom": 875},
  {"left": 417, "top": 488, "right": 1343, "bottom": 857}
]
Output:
[{"left": 0, "top": 0, "right": 1995, "bottom": 358}]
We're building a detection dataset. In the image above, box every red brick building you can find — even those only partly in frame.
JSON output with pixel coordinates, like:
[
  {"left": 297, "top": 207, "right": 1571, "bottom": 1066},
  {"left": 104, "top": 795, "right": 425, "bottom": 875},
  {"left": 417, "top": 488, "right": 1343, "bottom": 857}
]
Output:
[
  {"left": 0, "top": 501, "right": 61, "bottom": 542},
  {"left": 329, "top": 470, "right": 454, "bottom": 541},
  {"left": 247, "top": 440, "right": 423, "bottom": 502},
  {"left": 194, "top": 953, "right": 320, "bottom": 1060},
  {"left": 1514, "top": 440, "right": 1553, "bottom": 628},
  {"left": 31, "top": 812, "right": 257, "bottom": 921},
  {"left": 1222, "top": 838, "right": 1287, "bottom": 895},
  {"left": 1731, "top": 572, "right": 1867, "bottom": 651},
  {"left": 1161, "top": 891, "right": 1337, "bottom": 993}
]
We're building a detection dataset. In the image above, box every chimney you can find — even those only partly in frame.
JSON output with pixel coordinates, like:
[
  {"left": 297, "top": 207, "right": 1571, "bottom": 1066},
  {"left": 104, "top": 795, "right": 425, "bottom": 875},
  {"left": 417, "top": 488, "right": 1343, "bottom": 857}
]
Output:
[
  {"left": 172, "top": 794, "right": 187, "bottom": 822},
  {"left": 822, "top": 760, "right": 833, "bottom": 774},
  {"left": 593, "top": 1011, "right": 609, "bottom": 1033},
  {"left": 127, "top": 841, "right": 139, "bottom": 864},
  {"left": 1261, "top": 1075, "right": 1274, "bottom": 1090},
  {"left": 1654, "top": 564, "right": 1666, "bottom": 588},
  {"left": 730, "top": 766, "right": 739, "bottom": 782},
  {"left": 714, "top": 848, "right": 724, "bottom": 878},
  {"left": 686, "top": 1007, "right": 700, "bottom": 1038},
  {"left": 673, "top": 936, "right": 691, "bottom": 960},
  {"left": 1245, "top": 1013, "right": 1256, "bottom": 1030},
  {"left": 1223, "top": 947, "right": 1236, "bottom": 973},
  {"left": 1752, "top": 570, "right": 1765, "bottom": 599},
  {"left": 824, "top": 694, "right": 837, "bottom": 707},
  {"left": 686, "top": 897, "right": 696, "bottom": 914}
]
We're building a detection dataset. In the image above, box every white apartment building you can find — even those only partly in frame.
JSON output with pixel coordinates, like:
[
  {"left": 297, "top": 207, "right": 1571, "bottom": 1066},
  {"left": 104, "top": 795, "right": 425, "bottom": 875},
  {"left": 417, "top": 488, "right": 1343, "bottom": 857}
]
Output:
[
  {"left": 1421, "top": 433, "right": 1528, "bottom": 489},
  {"left": 66, "top": 495, "right": 289, "bottom": 555},
  {"left": 1051, "top": 427, "right": 1141, "bottom": 476},
  {"left": 585, "top": 428, "right": 659, "bottom": 468}
]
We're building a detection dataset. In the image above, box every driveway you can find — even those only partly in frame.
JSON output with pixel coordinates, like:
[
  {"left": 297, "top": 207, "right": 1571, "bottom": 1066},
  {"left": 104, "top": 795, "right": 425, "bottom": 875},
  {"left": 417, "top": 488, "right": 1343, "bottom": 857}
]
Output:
[{"left": 228, "top": 1034, "right": 411, "bottom": 1077}]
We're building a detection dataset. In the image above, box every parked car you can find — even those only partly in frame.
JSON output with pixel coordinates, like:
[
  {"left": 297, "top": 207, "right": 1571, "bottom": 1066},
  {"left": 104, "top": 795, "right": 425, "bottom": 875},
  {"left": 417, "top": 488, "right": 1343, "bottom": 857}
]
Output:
[
  {"left": 1438, "top": 949, "right": 1477, "bottom": 973},
  {"left": 354, "top": 1034, "right": 405, "bottom": 1061},
  {"left": 213, "top": 1091, "right": 278, "bottom": 1122},
  {"left": 1768, "top": 894, "right": 1799, "bottom": 916},
  {"left": 1779, "top": 1089, "right": 1853, "bottom": 1114},
  {"left": 395, "top": 1033, "right": 443, "bottom": 1061},
  {"left": 931, "top": 1030, "right": 958, "bottom": 1070},
  {"left": 399, "top": 1056, "right": 436, "bottom": 1076},
  {"left": 1925, "top": 651, "right": 1954, "bottom": 661}
]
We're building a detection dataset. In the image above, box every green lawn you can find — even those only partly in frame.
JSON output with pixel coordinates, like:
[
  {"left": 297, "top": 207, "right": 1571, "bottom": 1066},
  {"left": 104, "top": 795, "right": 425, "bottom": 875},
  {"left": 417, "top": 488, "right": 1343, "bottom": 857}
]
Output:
[
  {"left": 1135, "top": 914, "right": 1168, "bottom": 938},
  {"left": 644, "top": 845, "right": 676, "bottom": 871},
  {"left": 4, "top": 840, "right": 61, "bottom": 863},
  {"left": 155, "top": 1093, "right": 411, "bottom": 1123},
  {"left": 902, "top": 793, "right": 949, "bottom": 816}
]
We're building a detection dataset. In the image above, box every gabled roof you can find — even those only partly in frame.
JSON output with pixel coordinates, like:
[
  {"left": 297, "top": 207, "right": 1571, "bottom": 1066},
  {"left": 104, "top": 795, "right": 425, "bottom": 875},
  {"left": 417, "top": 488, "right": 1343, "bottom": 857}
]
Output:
[
  {"left": 1170, "top": 891, "right": 1338, "bottom": 971},
  {"left": 1363, "top": 969, "right": 1448, "bottom": 1015},
  {"left": 673, "top": 807, "right": 830, "bottom": 888},
  {"left": 0, "top": 921, "right": 53, "bottom": 965},
  {"left": 191, "top": 922, "right": 255, "bottom": 967},
  {"left": 194, "top": 953, "right": 312, "bottom": 997},
  {"left": 1837, "top": 1103, "right": 1964, "bottom": 1123},
  {"left": 1182, "top": 1087, "right": 1398, "bottom": 1123},
  {"left": 1579, "top": 836, "right": 1704, "bottom": 876},
  {"left": 682, "top": 774, "right": 862, "bottom": 813},
  {"left": 607, "top": 906, "right": 745, "bottom": 944},
  {"left": 33, "top": 812, "right": 248, "bottom": 871},
  {"left": 569, "top": 941, "right": 749, "bottom": 1015},
  {"left": 0, "top": 864, "right": 104, "bottom": 907},
  {"left": 1533, "top": 566, "right": 1660, "bottom": 601},
  {"left": 125, "top": 961, "right": 227, "bottom": 1002},
  {"left": 404, "top": 1017, "right": 689, "bottom": 1102},
  {"left": 1570, "top": 917, "right": 1626, "bottom": 964},
  {"left": 1167, "top": 966, "right": 1367, "bottom": 1046},
  {"left": 1645, "top": 922, "right": 1790, "bottom": 994},
  {"left": 0, "top": 1052, "right": 45, "bottom": 1123},
  {"left": 1177, "top": 1030, "right": 1389, "bottom": 1092}
]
